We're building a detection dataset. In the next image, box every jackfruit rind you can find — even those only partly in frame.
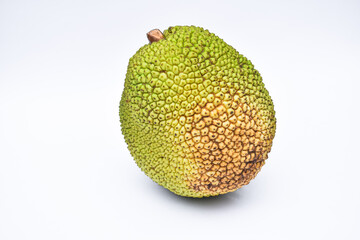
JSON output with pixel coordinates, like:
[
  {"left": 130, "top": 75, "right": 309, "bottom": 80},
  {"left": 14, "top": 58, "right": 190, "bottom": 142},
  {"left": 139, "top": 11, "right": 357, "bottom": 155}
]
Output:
[{"left": 120, "top": 26, "right": 276, "bottom": 197}]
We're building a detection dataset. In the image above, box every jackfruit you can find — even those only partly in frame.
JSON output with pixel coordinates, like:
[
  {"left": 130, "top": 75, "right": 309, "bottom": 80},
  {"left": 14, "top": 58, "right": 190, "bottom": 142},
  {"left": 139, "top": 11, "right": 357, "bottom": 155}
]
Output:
[{"left": 119, "top": 26, "right": 276, "bottom": 198}]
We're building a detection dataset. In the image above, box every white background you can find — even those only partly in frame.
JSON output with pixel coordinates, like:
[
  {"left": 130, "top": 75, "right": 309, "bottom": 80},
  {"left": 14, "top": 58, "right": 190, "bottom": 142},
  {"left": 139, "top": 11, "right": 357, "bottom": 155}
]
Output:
[{"left": 1, "top": 0, "right": 359, "bottom": 239}]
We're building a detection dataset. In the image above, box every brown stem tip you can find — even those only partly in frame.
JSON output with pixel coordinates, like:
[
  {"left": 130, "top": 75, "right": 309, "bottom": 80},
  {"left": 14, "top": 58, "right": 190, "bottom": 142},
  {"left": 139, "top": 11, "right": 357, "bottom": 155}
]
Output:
[{"left": 147, "top": 29, "right": 164, "bottom": 43}]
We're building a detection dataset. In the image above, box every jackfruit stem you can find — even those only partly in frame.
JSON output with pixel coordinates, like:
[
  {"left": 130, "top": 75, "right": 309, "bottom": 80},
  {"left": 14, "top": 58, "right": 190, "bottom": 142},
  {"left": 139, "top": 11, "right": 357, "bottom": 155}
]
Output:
[{"left": 147, "top": 29, "right": 164, "bottom": 43}]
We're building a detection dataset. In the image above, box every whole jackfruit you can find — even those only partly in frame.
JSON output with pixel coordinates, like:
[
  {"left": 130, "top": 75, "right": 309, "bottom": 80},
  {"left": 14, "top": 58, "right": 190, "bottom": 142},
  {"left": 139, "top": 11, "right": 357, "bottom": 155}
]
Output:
[{"left": 119, "top": 26, "right": 276, "bottom": 198}]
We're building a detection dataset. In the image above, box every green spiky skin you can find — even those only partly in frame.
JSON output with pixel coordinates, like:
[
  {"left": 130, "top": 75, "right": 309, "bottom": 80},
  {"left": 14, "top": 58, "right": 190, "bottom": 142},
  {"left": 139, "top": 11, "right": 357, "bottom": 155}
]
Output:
[{"left": 120, "top": 26, "right": 276, "bottom": 198}]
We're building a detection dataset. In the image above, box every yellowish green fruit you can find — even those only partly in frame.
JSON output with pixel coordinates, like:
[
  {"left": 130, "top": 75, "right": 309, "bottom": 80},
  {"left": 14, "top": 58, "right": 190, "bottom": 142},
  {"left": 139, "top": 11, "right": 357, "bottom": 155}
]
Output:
[{"left": 119, "top": 26, "right": 276, "bottom": 198}]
